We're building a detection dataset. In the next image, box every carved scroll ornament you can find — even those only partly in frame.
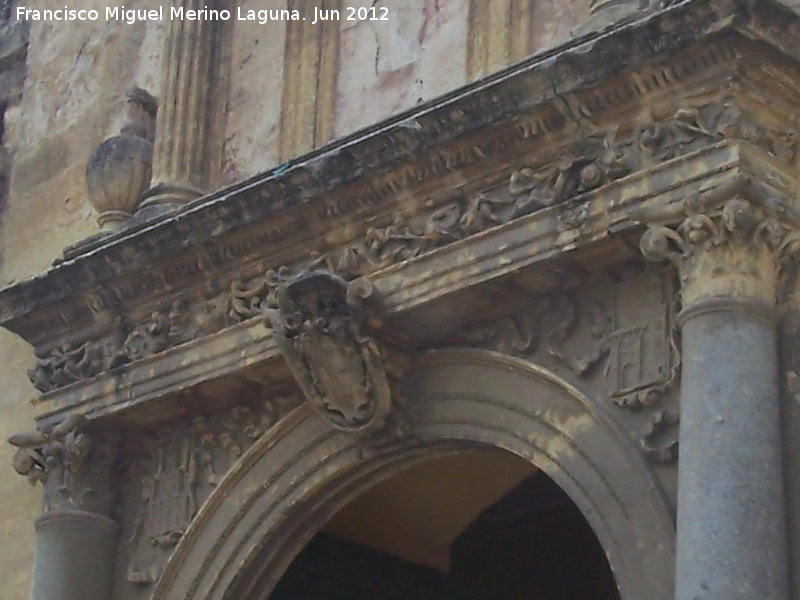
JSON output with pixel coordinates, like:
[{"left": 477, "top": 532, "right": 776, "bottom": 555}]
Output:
[
  {"left": 639, "top": 196, "right": 800, "bottom": 306},
  {"left": 26, "top": 97, "right": 800, "bottom": 395},
  {"left": 8, "top": 414, "right": 116, "bottom": 513},
  {"left": 264, "top": 270, "right": 402, "bottom": 440}
]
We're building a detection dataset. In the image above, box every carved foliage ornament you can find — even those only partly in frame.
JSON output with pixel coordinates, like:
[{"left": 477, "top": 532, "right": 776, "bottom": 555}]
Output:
[
  {"left": 637, "top": 101, "right": 796, "bottom": 164},
  {"left": 315, "top": 97, "right": 796, "bottom": 281},
  {"left": 28, "top": 97, "right": 799, "bottom": 394},
  {"left": 264, "top": 270, "right": 402, "bottom": 440},
  {"left": 8, "top": 414, "right": 117, "bottom": 513},
  {"left": 27, "top": 274, "right": 274, "bottom": 393},
  {"left": 640, "top": 196, "right": 800, "bottom": 306},
  {"left": 127, "top": 394, "right": 301, "bottom": 585}
]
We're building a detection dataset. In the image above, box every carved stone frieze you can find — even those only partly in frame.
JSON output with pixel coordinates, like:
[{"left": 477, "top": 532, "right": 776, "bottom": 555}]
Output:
[
  {"left": 300, "top": 95, "right": 796, "bottom": 280},
  {"left": 450, "top": 265, "right": 680, "bottom": 462},
  {"left": 264, "top": 270, "right": 405, "bottom": 442},
  {"left": 6, "top": 2, "right": 797, "bottom": 389},
  {"left": 8, "top": 414, "right": 118, "bottom": 513},
  {"left": 637, "top": 100, "right": 796, "bottom": 165},
  {"left": 28, "top": 340, "right": 112, "bottom": 393},
  {"left": 27, "top": 276, "right": 275, "bottom": 393},
  {"left": 24, "top": 93, "right": 800, "bottom": 395},
  {"left": 126, "top": 393, "right": 301, "bottom": 585}
]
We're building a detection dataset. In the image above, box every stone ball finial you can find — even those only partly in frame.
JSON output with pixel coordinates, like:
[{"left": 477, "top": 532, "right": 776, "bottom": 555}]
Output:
[{"left": 85, "top": 87, "right": 157, "bottom": 231}]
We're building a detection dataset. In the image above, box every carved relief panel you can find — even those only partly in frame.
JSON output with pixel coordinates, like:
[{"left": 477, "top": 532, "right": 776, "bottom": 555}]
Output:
[
  {"left": 117, "top": 394, "right": 302, "bottom": 594},
  {"left": 451, "top": 261, "right": 680, "bottom": 465}
]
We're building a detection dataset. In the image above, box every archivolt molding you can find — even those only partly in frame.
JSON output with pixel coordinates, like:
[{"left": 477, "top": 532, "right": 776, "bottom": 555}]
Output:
[{"left": 151, "top": 349, "right": 675, "bottom": 600}]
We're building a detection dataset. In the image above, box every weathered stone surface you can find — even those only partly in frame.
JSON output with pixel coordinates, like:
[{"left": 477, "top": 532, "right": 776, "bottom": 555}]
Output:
[
  {"left": 0, "top": 333, "right": 39, "bottom": 600},
  {"left": 638, "top": 196, "right": 800, "bottom": 599},
  {"left": 142, "top": 0, "right": 229, "bottom": 211},
  {"left": 335, "top": 0, "right": 469, "bottom": 138},
  {"left": 2, "top": 0, "right": 800, "bottom": 599},
  {"left": 0, "top": 2, "right": 162, "bottom": 597},
  {"left": 223, "top": 0, "right": 285, "bottom": 180},
  {"left": 3, "top": 0, "right": 162, "bottom": 283},
  {"left": 530, "top": 0, "right": 591, "bottom": 54}
]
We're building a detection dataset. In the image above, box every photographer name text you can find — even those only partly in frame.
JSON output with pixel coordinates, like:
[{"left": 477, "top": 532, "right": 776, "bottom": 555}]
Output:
[{"left": 16, "top": 5, "right": 391, "bottom": 25}]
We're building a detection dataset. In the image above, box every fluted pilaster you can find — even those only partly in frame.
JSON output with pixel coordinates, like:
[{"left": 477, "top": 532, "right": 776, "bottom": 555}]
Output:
[{"left": 141, "top": 0, "right": 224, "bottom": 211}]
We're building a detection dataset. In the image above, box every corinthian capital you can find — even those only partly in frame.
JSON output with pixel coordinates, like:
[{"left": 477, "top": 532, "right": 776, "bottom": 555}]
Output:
[
  {"left": 8, "top": 415, "right": 117, "bottom": 514},
  {"left": 638, "top": 197, "right": 800, "bottom": 308}
]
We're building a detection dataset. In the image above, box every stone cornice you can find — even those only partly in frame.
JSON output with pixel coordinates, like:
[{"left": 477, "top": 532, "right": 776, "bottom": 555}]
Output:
[
  {"left": 1, "top": 0, "right": 797, "bottom": 331},
  {"left": 4, "top": 0, "right": 800, "bottom": 421},
  {"left": 31, "top": 142, "right": 793, "bottom": 427}
]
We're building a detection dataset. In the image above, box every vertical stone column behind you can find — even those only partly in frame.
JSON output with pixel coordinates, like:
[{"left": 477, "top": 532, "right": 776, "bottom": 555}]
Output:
[
  {"left": 640, "top": 197, "right": 795, "bottom": 600},
  {"left": 141, "top": 0, "right": 224, "bottom": 211},
  {"left": 467, "top": 0, "right": 532, "bottom": 79},
  {"left": 31, "top": 511, "right": 117, "bottom": 600},
  {"left": 279, "top": 0, "right": 341, "bottom": 161}
]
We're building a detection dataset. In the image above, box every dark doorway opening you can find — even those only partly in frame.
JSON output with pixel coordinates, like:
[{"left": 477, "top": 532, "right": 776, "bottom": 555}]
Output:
[{"left": 272, "top": 450, "right": 621, "bottom": 599}]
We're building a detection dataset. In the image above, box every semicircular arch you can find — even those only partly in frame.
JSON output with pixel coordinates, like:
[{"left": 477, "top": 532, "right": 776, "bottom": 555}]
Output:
[{"left": 152, "top": 348, "right": 675, "bottom": 600}]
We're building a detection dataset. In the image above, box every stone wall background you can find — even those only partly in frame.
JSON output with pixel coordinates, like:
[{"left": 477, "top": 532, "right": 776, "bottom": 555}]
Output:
[{"left": 0, "top": 5, "right": 36, "bottom": 597}]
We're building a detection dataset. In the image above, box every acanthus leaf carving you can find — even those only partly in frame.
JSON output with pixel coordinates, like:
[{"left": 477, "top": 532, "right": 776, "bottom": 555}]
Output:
[
  {"left": 8, "top": 414, "right": 118, "bottom": 513},
  {"left": 638, "top": 196, "right": 800, "bottom": 306}
]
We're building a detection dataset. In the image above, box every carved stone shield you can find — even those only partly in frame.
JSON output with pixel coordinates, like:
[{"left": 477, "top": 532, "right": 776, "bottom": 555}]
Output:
[
  {"left": 605, "top": 304, "right": 671, "bottom": 401},
  {"left": 265, "top": 270, "right": 393, "bottom": 436}
]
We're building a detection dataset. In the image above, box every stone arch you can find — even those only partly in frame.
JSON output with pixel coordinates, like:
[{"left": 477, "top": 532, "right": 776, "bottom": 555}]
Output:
[{"left": 152, "top": 348, "right": 675, "bottom": 600}]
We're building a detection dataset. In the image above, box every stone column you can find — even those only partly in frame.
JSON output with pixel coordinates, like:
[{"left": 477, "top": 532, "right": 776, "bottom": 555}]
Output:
[
  {"left": 8, "top": 416, "right": 118, "bottom": 600},
  {"left": 139, "top": 0, "right": 223, "bottom": 213},
  {"left": 639, "top": 196, "right": 797, "bottom": 600}
]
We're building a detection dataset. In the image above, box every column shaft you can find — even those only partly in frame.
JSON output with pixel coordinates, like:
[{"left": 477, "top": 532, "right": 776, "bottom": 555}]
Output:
[
  {"left": 676, "top": 304, "right": 789, "bottom": 600},
  {"left": 31, "top": 511, "right": 118, "bottom": 600},
  {"left": 638, "top": 196, "right": 798, "bottom": 600}
]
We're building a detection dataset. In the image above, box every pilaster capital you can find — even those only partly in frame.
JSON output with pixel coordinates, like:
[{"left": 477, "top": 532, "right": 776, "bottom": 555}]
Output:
[
  {"left": 638, "top": 196, "right": 800, "bottom": 309},
  {"left": 7, "top": 415, "right": 118, "bottom": 516}
]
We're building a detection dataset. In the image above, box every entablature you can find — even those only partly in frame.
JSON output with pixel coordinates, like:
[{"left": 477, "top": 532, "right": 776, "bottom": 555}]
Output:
[{"left": 4, "top": 0, "right": 800, "bottom": 429}]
